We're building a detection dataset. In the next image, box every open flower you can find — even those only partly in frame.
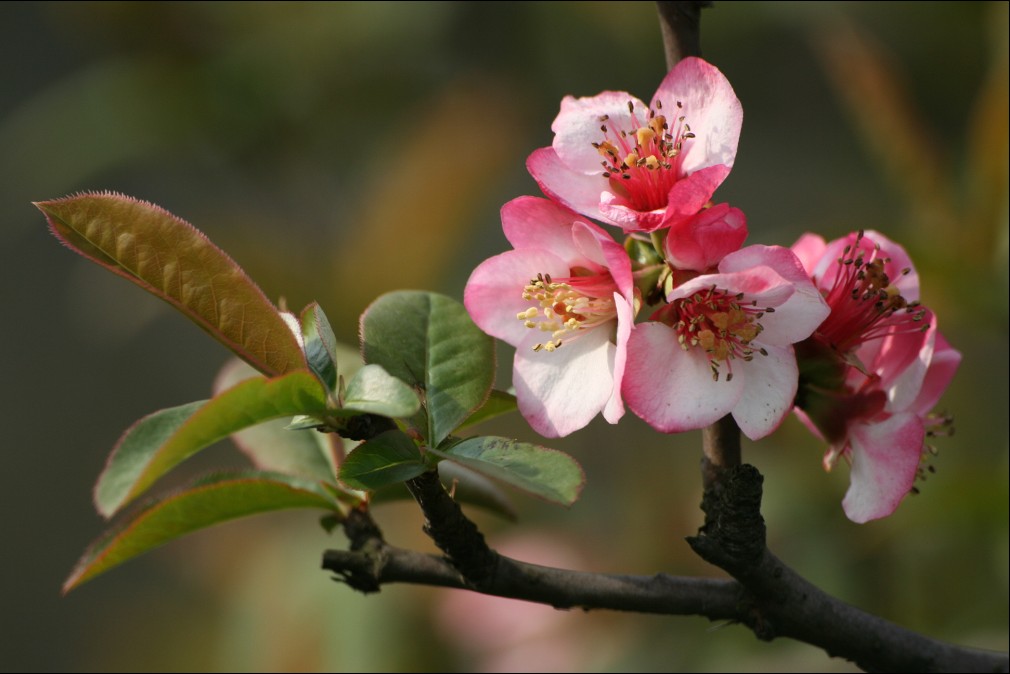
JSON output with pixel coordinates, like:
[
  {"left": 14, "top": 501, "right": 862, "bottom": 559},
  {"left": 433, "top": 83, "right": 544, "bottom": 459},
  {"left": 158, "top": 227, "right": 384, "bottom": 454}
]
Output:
[
  {"left": 464, "top": 196, "right": 636, "bottom": 437},
  {"left": 791, "top": 231, "right": 961, "bottom": 522},
  {"left": 527, "top": 57, "right": 743, "bottom": 233},
  {"left": 623, "top": 246, "right": 829, "bottom": 440}
]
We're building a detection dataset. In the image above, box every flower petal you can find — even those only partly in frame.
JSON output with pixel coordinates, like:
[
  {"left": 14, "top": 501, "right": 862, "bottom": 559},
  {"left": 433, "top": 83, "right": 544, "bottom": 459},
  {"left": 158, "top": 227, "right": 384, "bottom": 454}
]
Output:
[
  {"left": 842, "top": 413, "right": 924, "bottom": 523},
  {"left": 527, "top": 147, "right": 610, "bottom": 225},
  {"left": 603, "top": 293, "right": 635, "bottom": 423},
  {"left": 719, "top": 245, "right": 829, "bottom": 345},
  {"left": 731, "top": 345, "right": 799, "bottom": 440},
  {"left": 501, "top": 196, "right": 584, "bottom": 259},
  {"left": 664, "top": 202, "right": 747, "bottom": 272},
  {"left": 571, "top": 221, "right": 635, "bottom": 302},
  {"left": 513, "top": 327, "right": 616, "bottom": 438},
  {"left": 910, "top": 328, "right": 961, "bottom": 416},
  {"left": 464, "top": 249, "right": 569, "bottom": 346},
  {"left": 652, "top": 57, "right": 743, "bottom": 174},
  {"left": 552, "top": 91, "right": 648, "bottom": 173},
  {"left": 623, "top": 322, "right": 743, "bottom": 433}
]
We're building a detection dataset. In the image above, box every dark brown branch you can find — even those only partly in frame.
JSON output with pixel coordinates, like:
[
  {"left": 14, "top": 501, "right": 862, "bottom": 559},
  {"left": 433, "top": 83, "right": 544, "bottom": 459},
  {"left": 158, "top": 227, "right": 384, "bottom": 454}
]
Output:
[
  {"left": 656, "top": 1, "right": 711, "bottom": 68},
  {"left": 323, "top": 539, "right": 742, "bottom": 618}
]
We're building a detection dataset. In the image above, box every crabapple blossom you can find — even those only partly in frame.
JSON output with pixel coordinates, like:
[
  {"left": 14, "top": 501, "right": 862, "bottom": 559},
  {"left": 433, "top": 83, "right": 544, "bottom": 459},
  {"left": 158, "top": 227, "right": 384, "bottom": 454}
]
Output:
[
  {"left": 464, "top": 196, "right": 636, "bottom": 438},
  {"left": 527, "top": 57, "right": 742, "bottom": 233},
  {"left": 663, "top": 202, "right": 747, "bottom": 273},
  {"left": 791, "top": 231, "right": 960, "bottom": 522},
  {"left": 623, "top": 245, "right": 829, "bottom": 440}
]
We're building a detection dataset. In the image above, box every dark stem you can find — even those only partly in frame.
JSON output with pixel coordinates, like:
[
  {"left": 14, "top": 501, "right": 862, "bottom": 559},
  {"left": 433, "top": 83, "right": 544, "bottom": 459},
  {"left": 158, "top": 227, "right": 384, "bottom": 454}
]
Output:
[{"left": 656, "top": 1, "right": 711, "bottom": 67}]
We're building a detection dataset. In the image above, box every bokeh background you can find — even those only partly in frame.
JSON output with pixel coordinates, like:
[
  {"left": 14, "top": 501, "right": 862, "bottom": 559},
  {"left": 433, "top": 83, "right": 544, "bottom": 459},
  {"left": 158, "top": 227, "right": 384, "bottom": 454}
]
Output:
[{"left": 2, "top": 2, "right": 1006, "bottom": 671}]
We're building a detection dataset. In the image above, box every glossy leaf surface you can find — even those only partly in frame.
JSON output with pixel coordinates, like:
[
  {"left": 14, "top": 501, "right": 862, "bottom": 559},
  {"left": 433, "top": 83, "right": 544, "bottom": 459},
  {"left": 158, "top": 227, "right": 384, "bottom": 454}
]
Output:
[
  {"left": 428, "top": 436, "right": 584, "bottom": 506},
  {"left": 337, "top": 430, "right": 427, "bottom": 491},
  {"left": 360, "top": 291, "right": 494, "bottom": 446}
]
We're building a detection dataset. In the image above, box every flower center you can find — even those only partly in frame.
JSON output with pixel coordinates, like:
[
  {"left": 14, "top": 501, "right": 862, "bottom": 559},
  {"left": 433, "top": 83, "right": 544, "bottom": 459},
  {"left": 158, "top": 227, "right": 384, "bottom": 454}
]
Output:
[
  {"left": 592, "top": 99, "right": 695, "bottom": 212},
  {"left": 656, "top": 285, "right": 770, "bottom": 381},
  {"left": 816, "top": 231, "right": 928, "bottom": 353},
  {"left": 517, "top": 271, "right": 617, "bottom": 352}
]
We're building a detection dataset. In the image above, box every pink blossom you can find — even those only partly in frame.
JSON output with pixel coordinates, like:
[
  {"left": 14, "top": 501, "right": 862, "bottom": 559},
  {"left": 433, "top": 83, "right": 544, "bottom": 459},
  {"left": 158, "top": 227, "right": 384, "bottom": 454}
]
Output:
[
  {"left": 663, "top": 202, "right": 747, "bottom": 273},
  {"left": 623, "top": 246, "right": 829, "bottom": 440},
  {"left": 527, "top": 57, "right": 743, "bottom": 233},
  {"left": 464, "top": 196, "right": 636, "bottom": 437},
  {"left": 791, "top": 231, "right": 960, "bottom": 523}
]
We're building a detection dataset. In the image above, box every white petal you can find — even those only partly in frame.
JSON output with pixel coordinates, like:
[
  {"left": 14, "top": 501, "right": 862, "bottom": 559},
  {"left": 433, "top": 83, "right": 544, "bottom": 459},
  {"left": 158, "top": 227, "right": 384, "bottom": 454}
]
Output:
[
  {"left": 513, "top": 327, "right": 615, "bottom": 438},
  {"left": 732, "top": 345, "right": 798, "bottom": 440}
]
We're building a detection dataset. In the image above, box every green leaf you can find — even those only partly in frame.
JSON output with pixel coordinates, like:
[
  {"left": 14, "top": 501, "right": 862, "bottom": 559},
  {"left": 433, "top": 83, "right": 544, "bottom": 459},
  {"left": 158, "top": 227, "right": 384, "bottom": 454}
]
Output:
[
  {"left": 96, "top": 370, "right": 329, "bottom": 518},
  {"left": 370, "top": 461, "right": 517, "bottom": 521},
  {"left": 457, "top": 389, "right": 518, "bottom": 431},
  {"left": 360, "top": 291, "right": 494, "bottom": 446},
  {"left": 66, "top": 472, "right": 338, "bottom": 593},
  {"left": 35, "top": 192, "right": 305, "bottom": 377},
  {"left": 427, "top": 436, "right": 585, "bottom": 506},
  {"left": 342, "top": 364, "right": 420, "bottom": 418},
  {"left": 300, "top": 302, "right": 339, "bottom": 391},
  {"left": 337, "top": 430, "right": 427, "bottom": 491},
  {"left": 214, "top": 359, "right": 339, "bottom": 481}
]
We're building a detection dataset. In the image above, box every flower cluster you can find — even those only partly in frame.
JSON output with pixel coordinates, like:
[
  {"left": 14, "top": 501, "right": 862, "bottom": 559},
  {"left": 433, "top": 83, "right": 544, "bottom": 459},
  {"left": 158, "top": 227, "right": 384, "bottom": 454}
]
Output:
[
  {"left": 464, "top": 58, "right": 958, "bottom": 521},
  {"left": 790, "top": 231, "right": 960, "bottom": 522}
]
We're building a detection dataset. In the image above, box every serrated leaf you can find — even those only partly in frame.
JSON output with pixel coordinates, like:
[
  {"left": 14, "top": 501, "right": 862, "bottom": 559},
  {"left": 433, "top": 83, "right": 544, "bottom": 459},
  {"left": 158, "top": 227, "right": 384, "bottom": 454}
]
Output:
[
  {"left": 457, "top": 389, "right": 518, "bottom": 431},
  {"left": 35, "top": 192, "right": 305, "bottom": 376},
  {"left": 360, "top": 291, "right": 494, "bottom": 446},
  {"left": 342, "top": 364, "right": 420, "bottom": 418},
  {"left": 66, "top": 472, "right": 339, "bottom": 593},
  {"left": 96, "top": 370, "right": 329, "bottom": 518},
  {"left": 338, "top": 430, "right": 427, "bottom": 491},
  {"left": 427, "top": 436, "right": 584, "bottom": 506},
  {"left": 300, "top": 302, "right": 339, "bottom": 391}
]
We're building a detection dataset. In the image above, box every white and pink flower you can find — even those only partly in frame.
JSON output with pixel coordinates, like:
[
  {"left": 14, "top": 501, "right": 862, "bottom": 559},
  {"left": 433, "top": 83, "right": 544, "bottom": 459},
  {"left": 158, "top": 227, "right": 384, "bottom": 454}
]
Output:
[
  {"left": 791, "top": 231, "right": 960, "bottom": 523},
  {"left": 527, "top": 57, "right": 743, "bottom": 233},
  {"left": 464, "top": 197, "right": 637, "bottom": 438},
  {"left": 623, "top": 245, "right": 829, "bottom": 440}
]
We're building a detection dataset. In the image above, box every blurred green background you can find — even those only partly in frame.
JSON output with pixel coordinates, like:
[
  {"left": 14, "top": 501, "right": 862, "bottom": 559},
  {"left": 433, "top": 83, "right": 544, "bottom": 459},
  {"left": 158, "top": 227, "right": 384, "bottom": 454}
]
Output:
[{"left": 2, "top": 2, "right": 1006, "bottom": 671}]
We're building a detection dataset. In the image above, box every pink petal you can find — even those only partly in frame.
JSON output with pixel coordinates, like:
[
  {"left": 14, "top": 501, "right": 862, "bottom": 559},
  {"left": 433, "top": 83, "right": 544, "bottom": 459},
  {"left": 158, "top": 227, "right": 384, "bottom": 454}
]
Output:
[
  {"left": 719, "top": 245, "right": 829, "bottom": 345},
  {"left": 651, "top": 57, "right": 743, "bottom": 173},
  {"left": 623, "top": 323, "right": 743, "bottom": 433},
  {"left": 842, "top": 413, "right": 924, "bottom": 523},
  {"left": 603, "top": 293, "right": 635, "bottom": 423},
  {"left": 732, "top": 344, "right": 799, "bottom": 440},
  {"left": 527, "top": 147, "right": 610, "bottom": 225},
  {"left": 464, "top": 249, "right": 569, "bottom": 347},
  {"left": 513, "top": 327, "right": 616, "bottom": 438},
  {"left": 571, "top": 221, "right": 635, "bottom": 302},
  {"left": 910, "top": 328, "right": 961, "bottom": 416},
  {"left": 552, "top": 91, "right": 648, "bottom": 173},
  {"left": 652, "top": 164, "right": 732, "bottom": 231},
  {"left": 789, "top": 233, "right": 827, "bottom": 276},
  {"left": 501, "top": 196, "right": 584, "bottom": 259},
  {"left": 664, "top": 203, "right": 747, "bottom": 272}
]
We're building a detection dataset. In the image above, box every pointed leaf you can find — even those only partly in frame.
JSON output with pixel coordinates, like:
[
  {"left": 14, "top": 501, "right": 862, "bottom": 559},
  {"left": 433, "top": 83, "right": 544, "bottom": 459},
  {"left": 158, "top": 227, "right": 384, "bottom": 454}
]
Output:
[
  {"left": 427, "top": 437, "right": 584, "bottom": 506},
  {"left": 35, "top": 192, "right": 305, "bottom": 376},
  {"left": 342, "top": 364, "right": 420, "bottom": 418},
  {"left": 96, "top": 370, "right": 329, "bottom": 517},
  {"left": 360, "top": 291, "right": 494, "bottom": 446},
  {"left": 338, "top": 430, "right": 427, "bottom": 491},
  {"left": 457, "top": 389, "right": 518, "bottom": 431},
  {"left": 214, "top": 358, "right": 339, "bottom": 480},
  {"left": 66, "top": 472, "right": 338, "bottom": 593},
  {"left": 300, "top": 302, "right": 339, "bottom": 391}
]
